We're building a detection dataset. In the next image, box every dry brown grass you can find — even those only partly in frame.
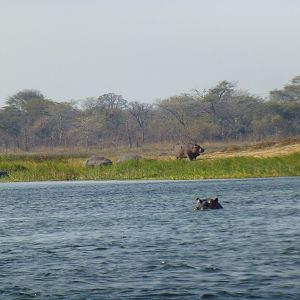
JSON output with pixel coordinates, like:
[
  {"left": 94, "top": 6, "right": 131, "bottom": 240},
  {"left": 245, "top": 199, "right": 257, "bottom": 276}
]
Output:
[
  {"left": 128, "top": 139, "right": 300, "bottom": 160},
  {"left": 1, "top": 139, "right": 300, "bottom": 162},
  {"left": 134, "top": 139, "right": 300, "bottom": 160},
  {"left": 203, "top": 139, "right": 300, "bottom": 159}
]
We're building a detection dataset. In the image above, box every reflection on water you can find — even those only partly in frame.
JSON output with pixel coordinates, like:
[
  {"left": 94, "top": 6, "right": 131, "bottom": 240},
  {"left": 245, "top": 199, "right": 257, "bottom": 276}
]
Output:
[{"left": 0, "top": 178, "right": 300, "bottom": 299}]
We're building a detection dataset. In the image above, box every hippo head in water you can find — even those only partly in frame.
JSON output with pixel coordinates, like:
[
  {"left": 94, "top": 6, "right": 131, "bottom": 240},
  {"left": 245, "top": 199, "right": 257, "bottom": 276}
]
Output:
[
  {"left": 207, "top": 198, "right": 223, "bottom": 209},
  {"left": 194, "top": 197, "right": 223, "bottom": 210}
]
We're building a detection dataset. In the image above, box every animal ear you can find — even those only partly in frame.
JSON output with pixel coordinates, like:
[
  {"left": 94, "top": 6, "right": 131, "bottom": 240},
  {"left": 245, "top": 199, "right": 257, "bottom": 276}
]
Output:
[{"left": 215, "top": 198, "right": 218, "bottom": 201}]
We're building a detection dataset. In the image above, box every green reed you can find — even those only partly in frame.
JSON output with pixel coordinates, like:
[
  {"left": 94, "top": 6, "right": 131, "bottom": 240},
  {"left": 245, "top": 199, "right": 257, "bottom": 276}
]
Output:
[{"left": 0, "top": 153, "right": 299, "bottom": 182}]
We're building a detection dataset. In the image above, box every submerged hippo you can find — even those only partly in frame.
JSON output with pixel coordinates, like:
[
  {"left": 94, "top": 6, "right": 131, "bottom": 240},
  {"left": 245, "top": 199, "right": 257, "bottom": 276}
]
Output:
[{"left": 194, "top": 197, "right": 223, "bottom": 210}]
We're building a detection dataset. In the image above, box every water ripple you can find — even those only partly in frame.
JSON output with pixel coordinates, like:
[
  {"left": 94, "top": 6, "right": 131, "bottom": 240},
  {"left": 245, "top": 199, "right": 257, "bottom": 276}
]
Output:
[{"left": 0, "top": 177, "right": 299, "bottom": 299}]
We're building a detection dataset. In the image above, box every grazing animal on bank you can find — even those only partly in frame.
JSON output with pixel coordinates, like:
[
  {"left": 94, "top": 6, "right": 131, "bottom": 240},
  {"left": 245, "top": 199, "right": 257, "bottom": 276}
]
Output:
[
  {"left": 0, "top": 170, "right": 8, "bottom": 177},
  {"left": 84, "top": 155, "right": 112, "bottom": 167},
  {"left": 194, "top": 197, "right": 223, "bottom": 210},
  {"left": 174, "top": 143, "right": 205, "bottom": 160}
]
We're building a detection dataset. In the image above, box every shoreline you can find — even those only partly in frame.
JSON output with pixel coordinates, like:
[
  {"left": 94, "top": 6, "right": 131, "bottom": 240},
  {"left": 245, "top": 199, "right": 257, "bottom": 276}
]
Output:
[{"left": 1, "top": 175, "right": 300, "bottom": 185}]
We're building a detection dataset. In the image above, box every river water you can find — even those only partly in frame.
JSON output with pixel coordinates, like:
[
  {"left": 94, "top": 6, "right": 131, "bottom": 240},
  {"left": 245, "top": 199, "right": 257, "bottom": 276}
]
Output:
[{"left": 0, "top": 177, "right": 299, "bottom": 299}]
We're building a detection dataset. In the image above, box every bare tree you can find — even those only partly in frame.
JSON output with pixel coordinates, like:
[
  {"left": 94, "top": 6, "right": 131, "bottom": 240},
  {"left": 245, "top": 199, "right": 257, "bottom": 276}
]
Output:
[
  {"left": 156, "top": 94, "right": 201, "bottom": 142},
  {"left": 127, "top": 101, "right": 153, "bottom": 145}
]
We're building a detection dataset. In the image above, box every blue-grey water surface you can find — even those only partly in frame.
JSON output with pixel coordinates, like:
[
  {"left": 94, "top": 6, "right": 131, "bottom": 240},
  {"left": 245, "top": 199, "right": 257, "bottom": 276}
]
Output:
[{"left": 0, "top": 177, "right": 299, "bottom": 300}]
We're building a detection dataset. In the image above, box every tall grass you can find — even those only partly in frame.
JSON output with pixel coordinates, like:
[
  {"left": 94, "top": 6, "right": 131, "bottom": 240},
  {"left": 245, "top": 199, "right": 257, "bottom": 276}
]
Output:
[{"left": 0, "top": 152, "right": 299, "bottom": 182}]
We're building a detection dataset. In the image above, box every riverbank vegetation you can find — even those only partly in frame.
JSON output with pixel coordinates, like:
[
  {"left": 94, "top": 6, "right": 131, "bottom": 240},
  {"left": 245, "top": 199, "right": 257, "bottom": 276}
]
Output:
[
  {"left": 1, "top": 76, "right": 300, "bottom": 181},
  {"left": 1, "top": 76, "right": 300, "bottom": 152},
  {"left": 1, "top": 140, "right": 299, "bottom": 182}
]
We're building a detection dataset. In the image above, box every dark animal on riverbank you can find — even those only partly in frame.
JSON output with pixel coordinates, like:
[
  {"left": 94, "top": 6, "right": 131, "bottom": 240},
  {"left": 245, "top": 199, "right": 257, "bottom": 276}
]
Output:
[
  {"left": 84, "top": 156, "right": 112, "bottom": 167},
  {"left": 0, "top": 170, "right": 8, "bottom": 177},
  {"left": 194, "top": 197, "right": 223, "bottom": 210},
  {"left": 174, "top": 143, "right": 205, "bottom": 160}
]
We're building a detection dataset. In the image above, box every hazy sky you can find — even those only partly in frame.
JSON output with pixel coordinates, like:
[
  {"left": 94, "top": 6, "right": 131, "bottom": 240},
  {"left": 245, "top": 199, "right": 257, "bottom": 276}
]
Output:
[{"left": 0, "top": 0, "right": 300, "bottom": 106}]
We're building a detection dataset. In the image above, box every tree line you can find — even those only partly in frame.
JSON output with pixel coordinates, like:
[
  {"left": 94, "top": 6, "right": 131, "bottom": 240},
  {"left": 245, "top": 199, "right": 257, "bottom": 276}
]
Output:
[{"left": 1, "top": 76, "right": 300, "bottom": 151}]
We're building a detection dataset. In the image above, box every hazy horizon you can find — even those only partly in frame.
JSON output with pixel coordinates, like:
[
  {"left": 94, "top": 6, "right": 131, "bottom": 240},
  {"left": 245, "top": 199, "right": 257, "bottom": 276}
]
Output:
[{"left": 1, "top": 0, "right": 300, "bottom": 106}]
